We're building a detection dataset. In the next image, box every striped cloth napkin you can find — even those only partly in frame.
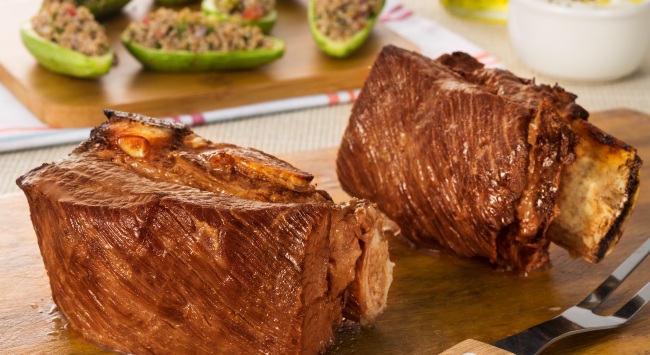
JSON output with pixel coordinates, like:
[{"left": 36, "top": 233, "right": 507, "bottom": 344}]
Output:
[{"left": 0, "top": 1, "right": 502, "bottom": 153}]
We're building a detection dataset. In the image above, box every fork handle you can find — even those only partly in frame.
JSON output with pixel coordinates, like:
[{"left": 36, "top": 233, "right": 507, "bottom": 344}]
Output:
[{"left": 438, "top": 339, "right": 514, "bottom": 355}]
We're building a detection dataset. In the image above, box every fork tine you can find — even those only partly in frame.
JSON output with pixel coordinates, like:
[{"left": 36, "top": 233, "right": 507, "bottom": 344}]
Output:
[
  {"left": 578, "top": 238, "right": 650, "bottom": 309},
  {"left": 612, "top": 282, "right": 650, "bottom": 320}
]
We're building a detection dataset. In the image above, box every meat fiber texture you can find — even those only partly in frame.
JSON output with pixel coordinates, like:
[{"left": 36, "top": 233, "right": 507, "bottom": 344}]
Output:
[
  {"left": 336, "top": 45, "right": 641, "bottom": 273},
  {"left": 17, "top": 110, "right": 394, "bottom": 355}
]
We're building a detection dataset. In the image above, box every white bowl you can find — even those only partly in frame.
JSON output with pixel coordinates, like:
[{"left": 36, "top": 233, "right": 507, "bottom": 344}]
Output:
[{"left": 508, "top": 0, "right": 650, "bottom": 82}]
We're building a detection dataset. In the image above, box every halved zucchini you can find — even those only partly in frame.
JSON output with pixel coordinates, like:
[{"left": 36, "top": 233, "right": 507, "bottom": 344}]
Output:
[
  {"left": 308, "top": 0, "right": 384, "bottom": 58},
  {"left": 201, "top": 0, "right": 277, "bottom": 34},
  {"left": 20, "top": 21, "right": 113, "bottom": 79},
  {"left": 122, "top": 35, "right": 285, "bottom": 71}
]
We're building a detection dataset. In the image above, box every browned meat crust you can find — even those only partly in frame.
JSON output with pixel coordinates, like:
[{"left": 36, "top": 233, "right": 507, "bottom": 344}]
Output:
[
  {"left": 336, "top": 45, "right": 641, "bottom": 272},
  {"left": 17, "top": 110, "right": 394, "bottom": 354}
]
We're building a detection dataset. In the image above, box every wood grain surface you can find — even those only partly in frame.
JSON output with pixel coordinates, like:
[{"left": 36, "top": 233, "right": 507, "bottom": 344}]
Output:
[
  {"left": 439, "top": 339, "right": 514, "bottom": 355},
  {"left": 0, "top": 0, "right": 412, "bottom": 128},
  {"left": 1, "top": 109, "right": 650, "bottom": 354}
]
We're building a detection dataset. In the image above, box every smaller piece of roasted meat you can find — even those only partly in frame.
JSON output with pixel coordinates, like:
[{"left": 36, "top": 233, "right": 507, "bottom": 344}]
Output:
[{"left": 336, "top": 45, "right": 642, "bottom": 272}]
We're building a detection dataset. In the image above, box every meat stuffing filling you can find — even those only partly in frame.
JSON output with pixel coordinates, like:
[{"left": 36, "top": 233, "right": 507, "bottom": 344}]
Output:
[
  {"left": 212, "top": 0, "right": 275, "bottom": 20},
  {"left": 122, "top": 8, "right": 274, "bottom": 52},
  {"left": 31, "top": 2, "right": 110, "bottom": 56},
  {"left": 314, "top": 0, "right": 383, "bottom": 41},
  {"left": 44, "top": 0, "right": 122, "bottom": 11}
]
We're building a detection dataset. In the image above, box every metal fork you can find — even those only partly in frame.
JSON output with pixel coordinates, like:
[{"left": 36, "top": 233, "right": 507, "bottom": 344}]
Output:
[{"left": 441, "top": 237, "right": 650, "bottom": 355}]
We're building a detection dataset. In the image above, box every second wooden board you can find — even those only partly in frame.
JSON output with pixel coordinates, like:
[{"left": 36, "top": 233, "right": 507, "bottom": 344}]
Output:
[{"left": 0, "top": 0, "right": 412, "bottom": 128}]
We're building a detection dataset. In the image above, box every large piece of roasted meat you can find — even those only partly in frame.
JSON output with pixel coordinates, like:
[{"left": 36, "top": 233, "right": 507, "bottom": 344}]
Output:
[
  {"left": 337, "top": 45, "right": 641, "bottom": 272},
  {"left": 17, "top": 110, "right": 394, "bottom": 354}
]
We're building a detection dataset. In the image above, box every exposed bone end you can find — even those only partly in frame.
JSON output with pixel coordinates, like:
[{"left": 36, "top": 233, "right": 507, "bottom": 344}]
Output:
[
  {"left": 341, "top": 203, "right": 395, "bottom": 325},
  {"left": 548, "top": 119, "right": 642, "bottom": 262}
]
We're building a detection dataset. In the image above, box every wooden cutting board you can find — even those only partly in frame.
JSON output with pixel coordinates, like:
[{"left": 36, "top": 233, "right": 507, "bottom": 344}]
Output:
[
  {"left": 0, "top": 0, "right": 412, "bottom": 128},
  {"left": 1, "top": 109, "right": 650, "bottom": 354}
]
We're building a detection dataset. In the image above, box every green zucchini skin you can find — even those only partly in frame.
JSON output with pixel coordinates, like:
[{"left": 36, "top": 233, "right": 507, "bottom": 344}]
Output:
[
  {"left": 20, "top": 22, "right": 113, "bottom": 79},
  {"left": 121, "top": 35, "right": 285, "bottom": 71},
  {"left": 200, "top": 0, "right": 277, "bottom": 34},
  {"left": 81, "top": 0, "right": 131, "bottom": 18},
  {"left": 308, "top": 0, "right": 384, "bottom": 58}
]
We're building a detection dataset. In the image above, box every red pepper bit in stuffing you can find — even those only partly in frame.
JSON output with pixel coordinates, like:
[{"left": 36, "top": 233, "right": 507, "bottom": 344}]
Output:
[
  {"left": 242, "top": 5, "right": 263, "bottom": 20},
  {"left": 64, "top": 6, "right": 76, "bottom": 16}
]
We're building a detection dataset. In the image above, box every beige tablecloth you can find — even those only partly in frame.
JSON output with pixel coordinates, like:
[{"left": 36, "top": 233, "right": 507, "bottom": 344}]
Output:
[{"left": 2, "top": 0, "right": 650, "bottom": 195}]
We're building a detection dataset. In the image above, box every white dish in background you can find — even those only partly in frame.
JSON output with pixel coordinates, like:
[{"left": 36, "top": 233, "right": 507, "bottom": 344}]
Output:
[{"left": 508, "top": 0, "right": 650, "bottom": 82}]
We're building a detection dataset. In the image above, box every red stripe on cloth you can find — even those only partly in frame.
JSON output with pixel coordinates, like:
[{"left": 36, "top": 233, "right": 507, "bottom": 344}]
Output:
[
  {"left": 328, "top": 93, "right": 340, "bottom": 105},
  {"left": 381, "top": 9, "right": 413, "bottom": 23},
  {"left": 392, "top": 10, "right": 413, "bottom": 21},
  {"left": 474, "top": 52, "right": 490, "bottom": 60},
  {"left": 191, "top": 113, "right": 206, "bottom": 126},
  {"left": 170, "top": 116, "right": 182, "bottom": 123},
  {"left": 349, "top": 90, "right": 357, "bottom": 101},
  {"left": 388, "top": 4, "right": 403, "bottom": 14},
  {"left": 380, "top": 4, "right": 413, "bottom": 23},
  {"left": 380, "top": 5, "right": 401, "bottom": 22}
]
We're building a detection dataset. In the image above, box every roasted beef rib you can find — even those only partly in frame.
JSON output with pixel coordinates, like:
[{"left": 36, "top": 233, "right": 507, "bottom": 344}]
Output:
[
  {"left": 336, "top": 45, "right": 641, "bottom": 272},
  {"left": 17, "top": 110, "right": 394, "bottom": 354}
]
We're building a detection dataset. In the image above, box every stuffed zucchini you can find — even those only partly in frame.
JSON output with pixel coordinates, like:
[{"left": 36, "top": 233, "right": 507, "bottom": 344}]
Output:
[
  {"left": 121, "top": 8, "right": 284, "bottom": 71},
  {"left": 308, "top": 0, "right": 384, "bottom": 58},
  {"left": 201, "top": 0, "right": 277, "bottom": 34},
  {"left": 43, "top": 0, "right": 131, "bottom": 19},
  {"left": 21, "top": 2, "right": 114, "bottom": 78}
]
